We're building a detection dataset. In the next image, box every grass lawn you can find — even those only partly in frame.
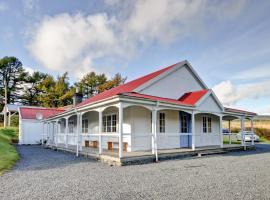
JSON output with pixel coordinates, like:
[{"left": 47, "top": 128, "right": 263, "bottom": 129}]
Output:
[
  {"left": 0, "top": 128, "right": 19, "bottom": 175},
  {"left": 223, "top": 136, "right": 241, "bottom": 145}
]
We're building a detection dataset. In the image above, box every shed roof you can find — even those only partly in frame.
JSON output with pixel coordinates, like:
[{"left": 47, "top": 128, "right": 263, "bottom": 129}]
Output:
[{"left": 19, "top": 107, "right": 65, "bottom": 120}]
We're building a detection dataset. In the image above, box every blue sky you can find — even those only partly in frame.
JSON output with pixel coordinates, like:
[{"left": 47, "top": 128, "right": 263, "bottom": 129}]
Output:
[{"left": 0, "top": 0, "right": 270, "bottom": 114}]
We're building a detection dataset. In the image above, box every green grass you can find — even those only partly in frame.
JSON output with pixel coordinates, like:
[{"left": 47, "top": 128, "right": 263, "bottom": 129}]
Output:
[
  {"left": 259, "top": 137, "right": 270, "bottom": 144},
  {"left": 223, "top": 136, "right": 241, "bottom": 145},
  {"left": 0, "top": 127, "right": 19, "bottom": 175}
]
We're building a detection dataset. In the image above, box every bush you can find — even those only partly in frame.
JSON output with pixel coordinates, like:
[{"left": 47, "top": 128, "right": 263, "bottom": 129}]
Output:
[{"left": 254, "top": 128, "right": 270, "bottom": 140}]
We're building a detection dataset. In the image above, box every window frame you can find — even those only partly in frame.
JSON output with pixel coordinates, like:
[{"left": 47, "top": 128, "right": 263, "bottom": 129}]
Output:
[
  {"left": 68, "top": 119, "right": 74, "bottom": 133},
  {"left": 102, "top": 113, "right": 117, "bottom": 133},
  {"left": 159, "top": 112, "right": 166, "bottom": 133},
  {"left": 82, "top": 118, "right": 89, "bottom": 133},
  {"left": 202, "top": 116, "right": 212, "bottom": 133}
]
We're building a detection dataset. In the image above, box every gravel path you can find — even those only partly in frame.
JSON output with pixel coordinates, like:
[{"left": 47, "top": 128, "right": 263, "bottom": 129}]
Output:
[{"left": 1, "top": 144, "right": 270, "bottom": 200}]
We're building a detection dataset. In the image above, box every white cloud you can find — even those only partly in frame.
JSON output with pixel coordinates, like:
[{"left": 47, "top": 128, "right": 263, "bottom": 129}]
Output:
[
  {"left": 28, "top": 13, "right": 120, "bottom": 78},
  {"left": 213, "top": 80, "right": 270, "bottom": 106},
  {"left": 232, "top": 64, "right": 270, "bottom": 80},
  {"left": 0, "top": 2, "right": 8, "bottom": 12},
  {"left": 27, "top": 0, "right": 247, "bottom": 78}
]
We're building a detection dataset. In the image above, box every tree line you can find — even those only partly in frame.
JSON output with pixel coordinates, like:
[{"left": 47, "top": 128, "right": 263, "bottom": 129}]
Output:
[{"left": 0, "top": 56, "right": 126, "bottom": 110}]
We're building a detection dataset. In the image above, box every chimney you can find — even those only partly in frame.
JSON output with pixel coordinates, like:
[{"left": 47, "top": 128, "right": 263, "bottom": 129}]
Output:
[{"left": 73, "top": 87, "right": 83, "bottom": 106}]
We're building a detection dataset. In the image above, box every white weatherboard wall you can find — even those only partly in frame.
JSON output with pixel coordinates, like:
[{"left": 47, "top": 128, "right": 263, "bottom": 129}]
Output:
[
  {"left": 157, "top": 110, "right": 180, "bottom": 149},
  {"left": 195, "top": 114, "right": 221, "bottom": 147},
  {"left": 198, "top": 94, "right": 222, "bottom": 113},
  {"left": 138, "top": 65, "right": 205, "bottom": 99},
  {"left": 19, "top": 119, "right": 43, "bottom": 144}
]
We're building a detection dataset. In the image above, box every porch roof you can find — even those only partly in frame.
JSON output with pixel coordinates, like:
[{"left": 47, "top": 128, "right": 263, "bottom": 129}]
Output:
[{"left": 224, "top": 107, "right": 257, "bottom": 116}]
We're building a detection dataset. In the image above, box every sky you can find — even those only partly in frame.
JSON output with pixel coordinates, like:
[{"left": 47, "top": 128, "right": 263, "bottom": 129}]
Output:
[{"left": 0, "top": 0, "right": 270, "bottom": 114}]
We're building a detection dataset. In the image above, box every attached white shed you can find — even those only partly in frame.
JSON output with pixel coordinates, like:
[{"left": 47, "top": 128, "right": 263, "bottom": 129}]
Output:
[{"left": 18, "top": 106, "right": 65, "bottom": 145}]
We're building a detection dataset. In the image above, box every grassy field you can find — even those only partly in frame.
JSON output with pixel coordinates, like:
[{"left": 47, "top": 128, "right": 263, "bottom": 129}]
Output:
[
  {"left": 0, "top": 128, "right": 19, "bottom": 175},
  {"left": 223, "top": 119, "right": 270, "bottom": 142}
]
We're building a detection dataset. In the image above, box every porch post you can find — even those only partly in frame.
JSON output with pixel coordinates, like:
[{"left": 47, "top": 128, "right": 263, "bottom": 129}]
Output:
[
  {"left": 42, "top": 122, "right": 44, "bottom": 145},
  {"left": 251, "top": 117, "right": 254, "bottom": 145},
  {"left": 241, "top": 116, "right": 246, "bottom": 148},
  {"left": 98, "top": 109, "right": 103, "bottom": 155},
  {"left": 119, "top": 103, "right": 123, "bottom": 158},
  {"left": 228, "top": 120, "right": 232, "bottom": 145},
  {"left": 76, "top": 113, "right": 81, "bottom": 157},
  {"left": 220, "top": 115, "right": 223, "bottom": 148},
  {"left": 55, "top": 120, "right": 59, "bottom": 147},
  {"left": 65, "top": 117, "right": 68, "bottom": 148},
  {"left": 151, "top": 109, "right": 158, "bottom": 161},
  {"left": 191, "top": 111, "right": 195, "bottom": 150}
]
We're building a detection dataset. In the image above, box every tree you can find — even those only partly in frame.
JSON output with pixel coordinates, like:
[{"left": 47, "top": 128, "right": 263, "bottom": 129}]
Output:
[
  {"left": 76, "top": 72, "right": 107, "bottom": 98},
  {"left": 0, "top": 56, "right": 26, "bottom": 104},
  {"left": 98, "top": 73, "right": 127, "bottom": 93},
  {"left": 38, "top": 72, "right": 75, "bottom": 107},
  {"left": 0, "top": 56, "right": 26, "bottom": 127},
  {"left": 20, "top": 71, "right": 47, "bottom": 106}
]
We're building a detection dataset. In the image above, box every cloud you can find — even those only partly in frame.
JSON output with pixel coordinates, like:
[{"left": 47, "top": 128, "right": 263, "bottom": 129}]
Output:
[
  {"left": 232, "top": 64, "right": 270, "bottom": 80},
  {"left": 213, "top": 80, "right": 270, "bottom": 106},
  {"left": 0, "top": 2, "right": 8, "bottom": 12},
  {"left": 27, "top": 0, "right": 247, "bottom": 78},
  {"left": 28, "top": 13, "right": 120, "bottom": 78}
]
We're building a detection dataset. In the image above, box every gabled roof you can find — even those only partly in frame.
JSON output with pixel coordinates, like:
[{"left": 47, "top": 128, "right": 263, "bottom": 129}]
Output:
[
  {"left": 19, "top": 107, "right": 65, "bottom": 120},
  {"left": 76, "top": 62, "right": 178, "bottom": 107}
]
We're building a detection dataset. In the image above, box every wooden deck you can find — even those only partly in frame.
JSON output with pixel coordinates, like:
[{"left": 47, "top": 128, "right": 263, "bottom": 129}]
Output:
[{"left": 45, "top": 143, "right": 255, "bottom": 166}]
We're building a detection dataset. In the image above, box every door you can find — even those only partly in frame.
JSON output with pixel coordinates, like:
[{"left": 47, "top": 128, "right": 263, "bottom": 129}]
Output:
[{"left": 179, "top": 111, "right": 191, "bottom": 148}]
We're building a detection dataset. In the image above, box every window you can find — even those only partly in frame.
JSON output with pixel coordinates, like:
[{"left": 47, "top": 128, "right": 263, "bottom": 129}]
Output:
[
  {"left": 159, "top": 113, "right": 165, "bottom": 133},
  {"left": 68, "top": 120, "right": 74, "bottom": 133},
  {"left": 82, "top": 119, "right": 88, "bottom": 133},
  {"left": 103, "top": 114, "right": 117, "bottom": 132},
  {"left": 202, "top": 116, "right": 212, "bottom": 133},
  {"left": 181, "top": 115, "right": 188, "bottom": 133}
]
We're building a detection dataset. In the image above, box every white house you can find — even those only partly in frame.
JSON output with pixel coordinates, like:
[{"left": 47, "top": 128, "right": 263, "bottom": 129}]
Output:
[
  {"left": 18, "top": 106, "right": 64, "bottom": 144},
  {"left": 41, "top": 60, "right": 256, "bottom": 159}
]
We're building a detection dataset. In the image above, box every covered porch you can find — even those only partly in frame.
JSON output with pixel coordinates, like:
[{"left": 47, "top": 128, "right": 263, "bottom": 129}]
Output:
[{"left": 42, "top": 98, "right": 256, "bottom": 164}]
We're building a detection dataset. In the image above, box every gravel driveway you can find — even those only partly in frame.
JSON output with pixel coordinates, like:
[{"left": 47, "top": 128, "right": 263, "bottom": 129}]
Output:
[{"left": 1, "top": 144, "right": 270, "bottom": 200}]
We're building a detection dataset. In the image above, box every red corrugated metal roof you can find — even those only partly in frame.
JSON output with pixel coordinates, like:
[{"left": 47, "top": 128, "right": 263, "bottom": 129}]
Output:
[
  {"left": 122, "top": 90, "right": 209, "bottom": 106},
  {"left": 76, "top": 62, "right": 178, "bottom": 107},
  {"left": 20, "top": 107, "right": 65, "bottom": 120},
  {"left": 178, "top": 90, "right": 209, "bottom": 105}
]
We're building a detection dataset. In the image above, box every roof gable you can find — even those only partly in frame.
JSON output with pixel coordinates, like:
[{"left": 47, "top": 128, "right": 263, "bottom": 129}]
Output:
[{"left": 76, "top": 62, "right": 178, "bottom": 107}]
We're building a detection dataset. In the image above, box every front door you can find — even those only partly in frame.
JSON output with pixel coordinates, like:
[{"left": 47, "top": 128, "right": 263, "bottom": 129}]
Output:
[{"left": 179, "top": 111, "right": 191, "bottom": 148}]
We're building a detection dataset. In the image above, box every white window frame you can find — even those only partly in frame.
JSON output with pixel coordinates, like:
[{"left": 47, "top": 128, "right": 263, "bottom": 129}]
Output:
[
  {"left": 102, "top": 113, "right": 117, "bottom": 133},
  {"left": 159, "top": 112, "right": 166, "bottom": 133},
  {"left": 68, "top": 119, "right": 74, "bottom": 133},
  {"left": 82, "top": 118, "right": 88, "bottom": 133},
  {"left": 202, "top": 116, "right": 212, "bottom": 133}
]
